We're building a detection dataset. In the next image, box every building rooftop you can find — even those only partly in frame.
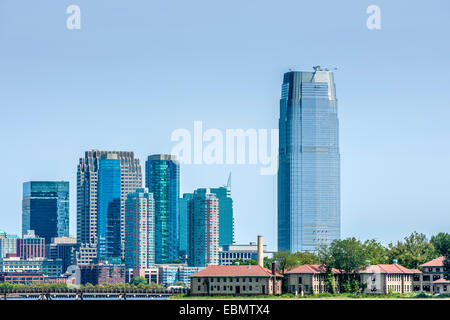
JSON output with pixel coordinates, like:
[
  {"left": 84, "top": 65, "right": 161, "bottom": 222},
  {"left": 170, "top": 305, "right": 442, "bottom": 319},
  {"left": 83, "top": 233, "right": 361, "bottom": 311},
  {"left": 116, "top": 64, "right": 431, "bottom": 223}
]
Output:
[
  {"left": 190, "top": 265, "right": 282, "bottom": 278},
  {"left": 285, "top": 264, "right": 340, "bottom": 274},
  {"left": 359, "top": 264, "right": 421, "bottom": 274},
  {"left": 433, "top": 278, "right": 450, "bottom": 284},
  {"left": 420, "top": 256, "right": 445, "bottom": 267}
]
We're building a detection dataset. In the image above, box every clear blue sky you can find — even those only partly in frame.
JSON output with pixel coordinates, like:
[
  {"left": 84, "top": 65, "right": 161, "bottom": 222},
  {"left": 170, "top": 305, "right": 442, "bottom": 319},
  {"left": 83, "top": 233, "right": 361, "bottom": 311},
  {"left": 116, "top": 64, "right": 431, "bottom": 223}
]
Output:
[{"left": 0, "top": 0, "right": 449, "bottom": 250}]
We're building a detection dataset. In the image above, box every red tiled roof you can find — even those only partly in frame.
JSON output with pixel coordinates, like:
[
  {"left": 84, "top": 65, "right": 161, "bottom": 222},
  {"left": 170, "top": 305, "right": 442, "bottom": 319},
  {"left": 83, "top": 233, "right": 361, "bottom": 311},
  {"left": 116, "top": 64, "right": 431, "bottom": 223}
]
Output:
[
  {"left": 360, "top": 264, "right": 420, "bottom": 274},
  {"left": 190, "top": 265, "right": 282, "bottom": 278},
  {"left": 433, "top": 278, "right": 450, "bottom": 284},
  {"left": 420, "top": 256, "right": 445, "bottom": 267},
  {"left": 285, "top": 264, "right": 340, "bottom": 274}
]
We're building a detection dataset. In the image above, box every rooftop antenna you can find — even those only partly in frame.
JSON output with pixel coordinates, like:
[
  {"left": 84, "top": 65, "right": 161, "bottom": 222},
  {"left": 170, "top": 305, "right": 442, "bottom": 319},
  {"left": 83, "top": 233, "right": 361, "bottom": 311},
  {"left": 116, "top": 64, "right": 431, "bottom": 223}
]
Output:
[{"left": 312, "top": 65, "right": 321, "bottom": 71}]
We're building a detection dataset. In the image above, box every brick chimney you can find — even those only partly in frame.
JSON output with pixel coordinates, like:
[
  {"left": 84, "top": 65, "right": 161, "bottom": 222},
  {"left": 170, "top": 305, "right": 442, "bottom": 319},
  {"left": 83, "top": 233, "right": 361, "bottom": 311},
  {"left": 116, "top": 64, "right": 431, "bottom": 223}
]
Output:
[
  {"left": 271, "top": 261, "right": 277, "bottom": 295},
  {"left": 257, "top": 235, "right": 263, "bottom": 267}
]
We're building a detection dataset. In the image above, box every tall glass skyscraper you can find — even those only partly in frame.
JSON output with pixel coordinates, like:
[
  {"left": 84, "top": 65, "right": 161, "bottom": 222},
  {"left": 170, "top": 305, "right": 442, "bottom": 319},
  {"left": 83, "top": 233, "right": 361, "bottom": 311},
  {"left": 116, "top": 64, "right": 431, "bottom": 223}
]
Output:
[
  {"left": 77, "top": 150, "right": 142, "bottom": 258},
  {"left": 145, "top": 154, "right": 180, "bottom": 263},
  {"left": 278, "top": 69, "right": 340, "bottom": 252},
  {"left": 97, "top": 154, "right": 122, "bottom": 260},
  {"left": 187, "top": 188, "right": 219, "bottom": 267},
  {"left": 179, "top": 193, "right": 194, "bottom": 261},
  {"left": 22, "top": 181, "right": 69, "bottom": 243}
]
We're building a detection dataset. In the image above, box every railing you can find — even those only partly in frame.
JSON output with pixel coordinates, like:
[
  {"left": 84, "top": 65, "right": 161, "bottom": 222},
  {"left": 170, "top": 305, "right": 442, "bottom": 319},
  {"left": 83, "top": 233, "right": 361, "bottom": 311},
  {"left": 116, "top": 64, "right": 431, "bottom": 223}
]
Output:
[{"left": 0, "top": 287, "right": 188, "bottom": 300}]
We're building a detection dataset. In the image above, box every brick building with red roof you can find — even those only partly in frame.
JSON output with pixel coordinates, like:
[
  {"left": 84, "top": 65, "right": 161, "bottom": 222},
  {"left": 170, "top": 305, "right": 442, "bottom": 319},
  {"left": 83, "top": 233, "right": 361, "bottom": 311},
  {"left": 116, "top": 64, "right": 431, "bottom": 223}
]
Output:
[
  {"left": 433, "top": 278, "right": 450, "bottom": 294},
  {"left": 190, "top": 264, "right": 282, "bottom": 296},
  {"left": 285, "top": 264, "right": 341, "bottom": 295},
  {"left": 359, "top": 263, "right": 420, "bottom": 294},
  {"left": 418, "top": 256, "right": 446, "bottom": 293}
]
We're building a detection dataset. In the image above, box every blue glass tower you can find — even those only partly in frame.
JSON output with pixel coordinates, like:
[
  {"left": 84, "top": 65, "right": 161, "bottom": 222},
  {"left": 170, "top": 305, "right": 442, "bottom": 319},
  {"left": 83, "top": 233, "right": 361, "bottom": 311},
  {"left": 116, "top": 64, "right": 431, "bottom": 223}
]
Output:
[
  {"left": 22, "top": 181, "right": 69, "bottom": 244},
  {"left": 179, "top": 193, "right": 194, "bottom": 261},
  {"left": 278, "top": 68, "right": 340, "bottom": 252},
  {"left": 145, "top": 154, "right": 180, "bottom": 263},
  {"left": 97, "top": 154, "right": 122, "bottom": 260}
]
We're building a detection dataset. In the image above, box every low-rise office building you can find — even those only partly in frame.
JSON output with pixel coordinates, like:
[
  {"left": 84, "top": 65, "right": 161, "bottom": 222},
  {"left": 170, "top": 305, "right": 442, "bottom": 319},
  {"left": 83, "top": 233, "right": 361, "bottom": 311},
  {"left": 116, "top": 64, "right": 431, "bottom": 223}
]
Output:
[
  {"left": 190, "top": 264, "right": 282, "bottom": 296},
  {"left": 0, "top": 271, "right": 45, "bottom": 285},
  {"left": 285, "top": 264, "right": 340, "bottom": 295},
  {"left": 219, "top": 243, "right": 274, "bottom": 266},
  {"left": 158, "top": 264, "right": 204, "bottom": 287},
  {"left": 126, "top": 268, "right": 159, "bottom": 284},
  {"left": 0, "top": 256, "right": 63, "bottom": 277},
  {"left": 78, "top": 261, "right": 125, "bottom": 285}
]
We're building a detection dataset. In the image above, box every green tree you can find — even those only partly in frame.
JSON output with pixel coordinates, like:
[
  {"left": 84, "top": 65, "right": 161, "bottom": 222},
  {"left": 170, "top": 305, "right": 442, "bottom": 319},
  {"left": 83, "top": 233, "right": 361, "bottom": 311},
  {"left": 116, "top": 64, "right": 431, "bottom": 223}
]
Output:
[
  {"left": 232, "top": 258, "right": 257, "bottom": 265},
  {"left": 263, "top": 256, "right": 274, "bottom": 269},
  {"left": 324, "top": 267, "right": 336, "bottom": 294},
  {"left": 131, "top": 276, "right": 148, "bottom": 286},
  {"left": 290, "top": 251, "right": 321, "bottom": 266},
  {"left": 444, "top": 255, "right": 450, "bottom": 281},
  {"left": 271, "top": 251, "right": 318, "bottom": 274},
  {"left": 387, "top": 231, "right": 436, "bottom": 269},
  {"left": 362, "top": 239, "right": 389, "bottom": 264},
  {"left": 430, "top": 232, "right": 450, "bottom": 257},
  {"left": 319, "top": 238, "right": 368, "bottom": 293}
]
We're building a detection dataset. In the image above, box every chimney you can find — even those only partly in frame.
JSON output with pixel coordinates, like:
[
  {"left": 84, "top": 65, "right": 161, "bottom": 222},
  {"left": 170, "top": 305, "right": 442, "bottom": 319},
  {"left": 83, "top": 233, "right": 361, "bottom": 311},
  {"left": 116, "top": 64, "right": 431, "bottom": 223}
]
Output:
[
  {"left": 257, "top": 235, "right": 264, "bottom": 268},
  {"left": 271, "top": 261, "right": 277, "bottom": 295}
]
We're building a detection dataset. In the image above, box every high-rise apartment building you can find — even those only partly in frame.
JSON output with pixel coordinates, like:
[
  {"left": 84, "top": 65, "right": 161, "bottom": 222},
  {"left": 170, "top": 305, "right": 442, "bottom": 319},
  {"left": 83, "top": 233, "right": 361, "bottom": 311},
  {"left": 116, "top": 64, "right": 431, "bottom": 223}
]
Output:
[
  {"left": 187, "top": 188, "right": 220, "bottom": 267},
  {"left": 145, "top": 154, "right": 179, "bottom": 264},
  {"left": 278, "top": 68, "right": 340, "bottom": 252},
  {"left": 22, "top": 181, "right": 69, "bottom": 243},
  {"left": 77, "top": 150, "right": 142, "bottom": 257},
  {"left": 210, "top": 173, "right": 234, "bottom": 246},
  {"left": 125, "top": 188, "right": 155, "bottom": 269},
  {"left": 97, "top": 154, "right": 122, "bottom": 260}
]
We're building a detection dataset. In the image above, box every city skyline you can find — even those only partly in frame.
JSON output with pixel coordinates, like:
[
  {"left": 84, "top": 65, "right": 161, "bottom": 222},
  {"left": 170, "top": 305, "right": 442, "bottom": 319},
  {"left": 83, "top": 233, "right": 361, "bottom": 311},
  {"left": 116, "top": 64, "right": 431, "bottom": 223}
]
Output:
[{"left": 1, "top": 1, "right": 450, "bottom": 251}]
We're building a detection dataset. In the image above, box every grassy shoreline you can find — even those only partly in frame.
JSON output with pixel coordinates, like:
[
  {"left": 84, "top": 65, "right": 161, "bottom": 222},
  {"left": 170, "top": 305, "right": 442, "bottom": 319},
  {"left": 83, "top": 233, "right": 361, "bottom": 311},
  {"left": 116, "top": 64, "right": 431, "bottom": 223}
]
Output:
[{"left": 170, "top": 292, "right": 450, "bottom": 300}]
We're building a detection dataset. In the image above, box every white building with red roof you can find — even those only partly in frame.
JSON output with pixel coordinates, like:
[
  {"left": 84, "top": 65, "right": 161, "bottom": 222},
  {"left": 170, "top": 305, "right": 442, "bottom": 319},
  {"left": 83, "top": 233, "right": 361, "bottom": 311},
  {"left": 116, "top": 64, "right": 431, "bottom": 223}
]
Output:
[
  {"left": 189, "top": 264, "right": 283, "bottom": 296},
  {"left": 359, "top": 263, "right": 420, "bottom": 294},
  {"left": 419, "top": 256, "right": 446, "bottom": 293},
  {"left": 285, "top": 264, "right": 340, "bottom": 295},
  {"left": 433, "top": 278, "right": 450, "bottom": 295}
]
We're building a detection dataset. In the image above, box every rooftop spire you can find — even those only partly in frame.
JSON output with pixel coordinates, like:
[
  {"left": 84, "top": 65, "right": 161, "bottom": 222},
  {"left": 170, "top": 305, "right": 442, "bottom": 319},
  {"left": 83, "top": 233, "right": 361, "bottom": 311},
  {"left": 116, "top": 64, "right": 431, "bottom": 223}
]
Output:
[{"left": 226, "top": 172, "right": 231, "bottom": 189}]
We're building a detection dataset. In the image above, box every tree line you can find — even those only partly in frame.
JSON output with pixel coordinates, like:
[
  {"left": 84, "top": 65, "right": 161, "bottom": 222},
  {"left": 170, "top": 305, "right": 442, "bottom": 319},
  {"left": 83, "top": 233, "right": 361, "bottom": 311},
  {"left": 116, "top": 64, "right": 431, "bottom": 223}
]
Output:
[{"left": 233, "top": 231, "right": 450, "bottom": 293}]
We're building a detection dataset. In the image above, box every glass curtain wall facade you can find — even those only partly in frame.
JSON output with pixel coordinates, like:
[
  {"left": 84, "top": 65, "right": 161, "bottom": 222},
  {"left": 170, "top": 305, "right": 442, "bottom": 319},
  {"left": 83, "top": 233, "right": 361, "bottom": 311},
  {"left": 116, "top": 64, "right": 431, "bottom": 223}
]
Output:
[
  {"left": 278, "top": 70, "right": 340, "bottom": 252},
  {"left": 145, "top": 154, "right": 180, "bottom": 264},
  {"left": 125, "top": 188, "right": 155, "bottom": 269},
  {"left": 22, "top": 181, "right": 69, "bottom": 243},
  {"left": 97, "top": 154, "right": 122, "bottom": 260},
  {"left": 77, "top": 150, "right": 142, "bottom": 259},
  {"left": 179, "top": 193, "right": 194, "bottom": 261}
]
